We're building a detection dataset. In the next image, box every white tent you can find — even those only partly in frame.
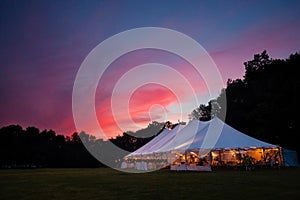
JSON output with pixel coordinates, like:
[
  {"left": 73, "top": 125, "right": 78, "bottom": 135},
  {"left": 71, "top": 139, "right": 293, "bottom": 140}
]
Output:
[
  {"left": 187, "top": 117, "right": 276, "bottom": 150},
  {"left": 127, "top": 124, "right": 186, "bottom": 157},
  {"left": 123, "top": 117, "right": 296, "bottom": 171}
]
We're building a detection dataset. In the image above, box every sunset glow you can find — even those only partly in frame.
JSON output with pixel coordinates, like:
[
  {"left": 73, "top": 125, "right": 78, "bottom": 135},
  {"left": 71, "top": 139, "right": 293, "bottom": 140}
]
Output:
[{"left": 1, "top": 1, "right": 299, "bottom": 138}]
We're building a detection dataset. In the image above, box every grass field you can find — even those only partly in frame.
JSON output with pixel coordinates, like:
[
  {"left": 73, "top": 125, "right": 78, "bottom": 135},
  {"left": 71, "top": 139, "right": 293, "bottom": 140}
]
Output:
[{"left": 0, "top": 168, "right": 300, "bottom": 200}]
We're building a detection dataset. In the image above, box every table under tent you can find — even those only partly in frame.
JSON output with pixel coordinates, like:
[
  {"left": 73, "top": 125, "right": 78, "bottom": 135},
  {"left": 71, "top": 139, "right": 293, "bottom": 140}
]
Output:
[{"left": 121, "top": 117, "right": 298, "bottom": 171}]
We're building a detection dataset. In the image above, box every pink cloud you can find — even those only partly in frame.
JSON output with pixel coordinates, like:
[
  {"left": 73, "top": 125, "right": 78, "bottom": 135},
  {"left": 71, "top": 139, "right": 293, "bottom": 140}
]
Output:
[
  {"left": 84, "top": 48, "right": 213, "bottom": 138},
  {"left": 129, "top": 84, "right": 179, "bottom": 122}
]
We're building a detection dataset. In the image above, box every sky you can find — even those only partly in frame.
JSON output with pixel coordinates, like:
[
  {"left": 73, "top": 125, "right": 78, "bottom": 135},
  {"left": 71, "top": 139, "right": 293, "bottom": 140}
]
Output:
[{"left": 1, "top": 0, "right": 300, "bottom": 138}]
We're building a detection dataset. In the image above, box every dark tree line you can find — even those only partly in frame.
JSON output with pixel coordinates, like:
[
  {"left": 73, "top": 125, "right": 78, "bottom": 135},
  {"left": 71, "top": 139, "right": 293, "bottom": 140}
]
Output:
[
  {"left": 0, "top": 121, "right": 165, "bottom": 168},
  {"left": 190, "top": 51, "right": 300, "bottom": 156},
  {"left": 110, "top": 121, "right": 165, "bottom": 152},
  {"left": 0, "top": 126, "right": 99, "bottom": 168}
]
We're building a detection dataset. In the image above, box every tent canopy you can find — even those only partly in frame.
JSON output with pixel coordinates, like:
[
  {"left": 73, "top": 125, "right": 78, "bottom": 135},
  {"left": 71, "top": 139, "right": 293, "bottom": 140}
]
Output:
[
  {"left": 126, "top": 117, "right": 277, "bottom": 157},
  {"left": 123, "top": 117, "right": 299, "bottom": 170}
]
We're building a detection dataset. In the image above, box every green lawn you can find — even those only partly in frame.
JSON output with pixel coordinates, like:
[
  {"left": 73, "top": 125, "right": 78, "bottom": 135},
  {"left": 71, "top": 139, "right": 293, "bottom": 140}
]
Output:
[{"left": 0, "top": 168, "right": 299, "bottom": 200}]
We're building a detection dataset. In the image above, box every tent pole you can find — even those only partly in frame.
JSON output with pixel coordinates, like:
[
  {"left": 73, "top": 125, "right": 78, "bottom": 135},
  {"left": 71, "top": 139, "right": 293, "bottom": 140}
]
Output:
[
  {"left": 262, "top": 147, "right": 265, "bottom": 161},
  {"left": 209, "top": 150, "right": 213, "bottom": 167},
  {"left": 279, "top": 147, "right": 284, "bottom": 167},
  {"left": 238, "top": 148, "right": 240, "bottom": 166},
  {"left": 185, "top": 151, "right": 188, "bottom": 165},
  {"left": 219, "top": 150, "right": 222, "bottom": 166}
]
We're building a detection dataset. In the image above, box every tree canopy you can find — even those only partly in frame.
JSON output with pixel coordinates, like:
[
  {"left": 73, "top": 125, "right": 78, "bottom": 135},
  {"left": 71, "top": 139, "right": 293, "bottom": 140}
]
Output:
[
  {"left": 0, "top": 121, "right": 166, "bottom": 168},
  {"left": 190, "top": 51, "right": 300, "bottom": 155}
]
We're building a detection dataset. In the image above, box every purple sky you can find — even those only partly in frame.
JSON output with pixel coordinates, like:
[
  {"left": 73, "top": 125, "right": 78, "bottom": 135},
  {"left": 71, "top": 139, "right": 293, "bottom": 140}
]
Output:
[{"left": 1, "top": 0, "right": 299, "bottom": 138}]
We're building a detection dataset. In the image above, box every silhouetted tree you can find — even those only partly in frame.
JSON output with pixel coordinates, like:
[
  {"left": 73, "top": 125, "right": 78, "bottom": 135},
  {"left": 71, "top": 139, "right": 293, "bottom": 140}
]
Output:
[
  {"left": 191, "top": 51, "right": 300, "bottom": 158},
  {"left": 189, "top": 100, "right": 221, "bottom": 121}
]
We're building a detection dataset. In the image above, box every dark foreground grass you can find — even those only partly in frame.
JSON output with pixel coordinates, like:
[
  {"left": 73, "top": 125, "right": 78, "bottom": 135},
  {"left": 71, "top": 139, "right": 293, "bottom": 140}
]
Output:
[{"left": 0, "top": 168, "right": 300, "bottom": 200}]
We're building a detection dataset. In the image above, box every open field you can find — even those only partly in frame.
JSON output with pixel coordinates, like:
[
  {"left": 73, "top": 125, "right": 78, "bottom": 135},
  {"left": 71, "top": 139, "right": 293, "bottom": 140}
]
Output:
[{"left": 1, "top": 168, "right": 300, "bottom": 200}]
